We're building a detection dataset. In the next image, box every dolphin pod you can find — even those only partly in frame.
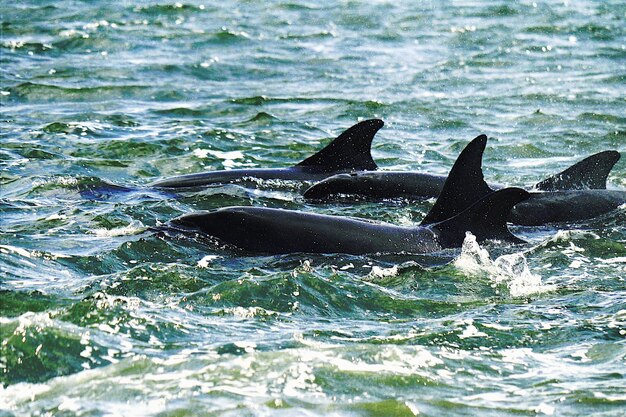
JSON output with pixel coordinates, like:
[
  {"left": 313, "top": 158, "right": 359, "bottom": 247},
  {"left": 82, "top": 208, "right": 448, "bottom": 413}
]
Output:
[
  {"left": 414, "top": 141, "right": 624, "bottom": 227},
  {"left": 150, "top": 118, "right": 623, "bottom": 227},
  {"left": 302, "top": 150, "right": 620, "bottom": 200},
  {"left": 167, "top": 135, "right": 529, "bottom": 255},
  {"left": 302, "top": 144, "right": 624, "bottom": 226},
  {"left": 151, "top": 117, "right": 619, "bottom": 202},
  {"left": 155, "top": 118, "right": 623, "bottom": 256}
]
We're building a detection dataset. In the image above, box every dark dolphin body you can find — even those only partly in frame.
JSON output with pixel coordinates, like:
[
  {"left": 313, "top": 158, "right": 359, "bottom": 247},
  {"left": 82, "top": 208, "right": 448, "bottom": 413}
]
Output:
[
  {"left": 150, "top": 119, "right": 384, "bottom": 189},
  {"left": 303, "top": 149, "right": 620, "bottom": 200},
  {"left": 166, "top": 136, "right": 530, "bottom": 255},
  {"left": 510, "top": 190, "right": 626, "bottom": 225},
  {"left": 304, "top": 146, "right": 624, "bottom": 226},
  {"left": 304, "top": 171, "right": 450, "bottom": 200}
]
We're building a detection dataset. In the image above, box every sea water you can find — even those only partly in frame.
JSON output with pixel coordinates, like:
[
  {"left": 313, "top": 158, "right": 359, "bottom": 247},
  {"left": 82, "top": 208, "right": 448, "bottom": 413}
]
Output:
[{"left": 1, "top": 1, "right": 625, "bottom": 416}]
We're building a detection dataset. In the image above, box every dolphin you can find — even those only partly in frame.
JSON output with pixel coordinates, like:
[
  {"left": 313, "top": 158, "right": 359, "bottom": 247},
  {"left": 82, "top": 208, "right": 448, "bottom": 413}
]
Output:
[
  {"left": 150, "top": 119, "right": 383, "bottom": 189},
  {"left": 415, "top": 145, "right": 624, "bottom": 227},
  {"left": 509, "top": 190, "right": 626, "bottom": 225},
  {"left": 303, "top": 148, "right": 621, "bottom": 201},
  {"left": 166, "top": 136, "right": 530, "bottom": 255}
]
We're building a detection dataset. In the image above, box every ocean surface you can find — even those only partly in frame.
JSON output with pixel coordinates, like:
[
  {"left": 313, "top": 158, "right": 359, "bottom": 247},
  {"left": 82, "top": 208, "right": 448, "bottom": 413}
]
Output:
[{"left": 1, "top": 1, "right": 625, "bottom": 416}]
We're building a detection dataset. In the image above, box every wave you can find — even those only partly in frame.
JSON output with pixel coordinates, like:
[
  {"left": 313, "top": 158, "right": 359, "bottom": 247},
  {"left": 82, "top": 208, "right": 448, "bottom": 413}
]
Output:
[{"left": 6, "top": 82, "right": 151, "bottom": 102}]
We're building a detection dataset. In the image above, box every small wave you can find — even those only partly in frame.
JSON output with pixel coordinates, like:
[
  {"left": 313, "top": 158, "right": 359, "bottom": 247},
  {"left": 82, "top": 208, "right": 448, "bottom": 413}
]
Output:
[
  {"left": 197, "top": 254, "right": 221, "bottom": 268},
  {"left": 276, "top": 2, "right": 322, "bottom": 11},
  {"left": 1, "top": 40, "right": 53, "bottom": 53},
  {"left": 42, "top": 121, "right": 109, "bottom": 137},
  {"left": 576, "top": 112, "right": 626, "bottom": 124},
  {"left": 7, "top": 82, "right": 150, "bottom": 102},
  {"left": 0, "top": 244, "right": 36, "bottom": 259},
  {"left": 0, "top": 244, "right": 71, "bottom": 260},
  {"left": 25, "top": 176, "right": 134, "bottom": 201},
  {"left": 210, "top": 27, "right": 252, "bottom": 43},
  {"left": 51, "top": 35, "right": 112, "bottom": 53},
  {"left": 220, "top": 306, "right": 281, "bottom": 319},
  {"left": 246, "top": 112, "right": 278, "bottom": 123},
  {"left": 133, "top": 3, "right": 209, "bottom": 14},
  {"left": 279, "top": 31, "right": 336, "bottom": 40},
  {"left": 598, "top": 257, "right": 626, "bottom": 265},
  {"left": 454, "top": 233, "right": 554, "bottom": 297},
  {"left": 428, "top": 117, "right": 468, "bottom": 130},
  {"left": 572, "top": 23, "right": 616, "bottom": 41},
  {"left": 104, "top": 114, "right": 140, "bottom": 127},
  {"left": 487, "top": 5, "right": 520, "bottom": 16},
  {"left": 152, "top": 107, "right": 208, "bottom": 117},
  {"left": 368, "top": 265, "right": 399, "bottom": 279},
  {"left": 0, "top": 312, "right": 111, "bottom": 385},
  {"left": 230, "top": 95, "right": 343, "bottom": 106},
  {"left": 524, "top": 25, "right": 564, "bottom": 35},
  {"left": 0, "top": 290, "right": 58, "bottom": 317},
  {"left": 14, "top": 147, "right": 58, "bottom": 160},
  {"left": 91, "top": 220, "right": 146, "bottom": 237}
]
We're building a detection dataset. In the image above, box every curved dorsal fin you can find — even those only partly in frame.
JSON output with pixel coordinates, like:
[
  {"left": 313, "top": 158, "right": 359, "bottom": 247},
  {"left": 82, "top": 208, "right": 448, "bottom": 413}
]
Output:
[
  {"left": 535, "top": 150, "right": 620, "bottom": 191},
  {"left": 421, "top": 135, "right": 493, "bottom": 225},
  {"left": 432, "top": 188, "right": 529, "bottom": 248},
  {"left": 296, "top": 119, "right": 383, "bottom": 172}
]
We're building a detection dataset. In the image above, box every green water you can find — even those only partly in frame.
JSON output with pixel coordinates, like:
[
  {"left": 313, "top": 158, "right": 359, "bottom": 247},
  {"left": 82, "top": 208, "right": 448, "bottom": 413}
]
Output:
[{"left": 1, "top": 1, "right": 625, "bottom": 416}]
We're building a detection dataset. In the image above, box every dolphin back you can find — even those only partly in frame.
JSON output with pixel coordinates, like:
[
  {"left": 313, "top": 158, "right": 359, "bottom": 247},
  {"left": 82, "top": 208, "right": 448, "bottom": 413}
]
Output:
[
  {"left": 296, "top": 119, "right": 383, "bottom": 172},
  {"left": 420, "top": 134, "right": 492, "bottom": 225},
  {"left": 535, "top": 150, "right": 620, "bottom": 191}
]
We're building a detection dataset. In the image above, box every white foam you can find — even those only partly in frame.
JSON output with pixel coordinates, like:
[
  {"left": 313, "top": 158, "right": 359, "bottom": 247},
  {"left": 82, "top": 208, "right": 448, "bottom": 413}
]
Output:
[
  {"left": 535, "top": 403, "right": 556, "bottom": 415},
  {"left": 193, "top": 148, "right": 244, "bottom": 160},
  {"left": 0, "top": 244, "right": 71, "bottom": 260},
  {"left": 368, "top": 265, "right": 399, "bottom": 278},
  {"left": 0, "top": 244, "right": 33, "bottom": 258},
  {"left": 92, "top": 221, "right": 145, "bottom": 237},
  {"left": 223, "top": 306, "right": 280, "bottom": 319},
  {"left": 197, "top": 255, "right": 221, "bottom": 268},
  {"left": 454, "top": 233, "right": 554, "bottom": 297},
  {"left": 458, "top": 321, "right": 488, "bottom": 339},
  {"left": 598, "top": 257, "right": 626, "bottom": 264}
]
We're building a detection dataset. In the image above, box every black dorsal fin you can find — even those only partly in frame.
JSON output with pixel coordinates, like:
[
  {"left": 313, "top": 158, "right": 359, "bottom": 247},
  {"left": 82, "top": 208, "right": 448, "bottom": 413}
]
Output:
[
  {"left": 420, "top": 135, "right": 493, "bottom": 225},
  {"left": 431, "top": 188, "right": 530, "bottom": 248},
  {"left": 296, "top": 119, "right": 383, "bottom": 172},
  {"left": 535, "top": 150, "right": 620, "bottom": 191}
]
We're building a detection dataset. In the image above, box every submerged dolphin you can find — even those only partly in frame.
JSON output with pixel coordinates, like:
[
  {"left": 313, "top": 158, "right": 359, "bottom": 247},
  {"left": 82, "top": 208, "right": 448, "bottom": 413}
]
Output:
[
  {"left": 150, "top": 119, "right": 383, "bottom": 188},
  {"left": 166, "top": 136, "right": 529, "bottom": 255},
  {"left": 303, "top": 148, "right": 621, "bottom": 201}
]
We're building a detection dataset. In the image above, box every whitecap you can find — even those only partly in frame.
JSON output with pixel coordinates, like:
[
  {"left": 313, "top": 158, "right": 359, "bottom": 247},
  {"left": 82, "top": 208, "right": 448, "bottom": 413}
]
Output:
[
  {"left": 368, "top": 265, "right": 399, "bottom": 278},
  {"left": 91, "top": 220, "right": 146, "bottom": 237}
]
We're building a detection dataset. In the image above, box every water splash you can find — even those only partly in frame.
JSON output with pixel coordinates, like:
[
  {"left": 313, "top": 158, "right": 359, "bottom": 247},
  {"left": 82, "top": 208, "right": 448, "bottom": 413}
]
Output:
[{"left": 454, "top": 233, "right": 554, "bottom": 297}]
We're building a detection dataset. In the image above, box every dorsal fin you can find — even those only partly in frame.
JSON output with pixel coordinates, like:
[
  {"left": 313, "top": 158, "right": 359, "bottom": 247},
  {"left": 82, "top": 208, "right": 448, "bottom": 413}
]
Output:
[
  {"left": 296, "top": 119, "right": 383, "bottom": 172},
  {"left": 431, "top": 188, "right": 530, "bottom": 248},
  {"left": 420, "top": 134, "right": 493, "bottom": 225},
  {"left": 535, "top": 150, "right": 620, "bottom": 191}
]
